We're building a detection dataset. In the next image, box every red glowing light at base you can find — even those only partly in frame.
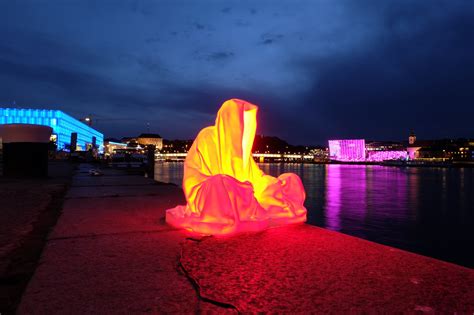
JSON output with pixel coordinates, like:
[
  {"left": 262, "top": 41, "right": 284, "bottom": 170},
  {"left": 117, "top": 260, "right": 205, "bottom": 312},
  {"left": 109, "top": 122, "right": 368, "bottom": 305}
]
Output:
[{"left": 166, "top": 99, "right": 307, "bottom": 235}]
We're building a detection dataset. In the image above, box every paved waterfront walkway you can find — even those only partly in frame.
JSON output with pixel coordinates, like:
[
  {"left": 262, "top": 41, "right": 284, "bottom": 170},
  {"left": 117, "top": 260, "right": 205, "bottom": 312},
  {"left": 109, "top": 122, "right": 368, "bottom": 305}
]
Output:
[
  {"left": 1, "top": 162, "right": 74, "bottom": 313},
  {"left": 18, "top": 164, "right": 474, "bottom": 313},
  {"left": 17, "top": 164, "right": 230, "bottom": 314}
]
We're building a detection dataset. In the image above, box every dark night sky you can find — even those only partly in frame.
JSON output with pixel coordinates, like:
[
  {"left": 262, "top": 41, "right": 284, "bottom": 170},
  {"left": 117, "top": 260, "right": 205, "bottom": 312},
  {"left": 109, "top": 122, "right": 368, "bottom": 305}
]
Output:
[{"left": 1, "top": 1, "right": 473, "bottom": 145}]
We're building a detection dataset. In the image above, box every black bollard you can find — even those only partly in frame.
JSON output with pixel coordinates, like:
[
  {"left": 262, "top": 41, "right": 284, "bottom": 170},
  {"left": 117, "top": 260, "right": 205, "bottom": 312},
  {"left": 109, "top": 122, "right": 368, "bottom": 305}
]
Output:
[
  {"left": 0, "top": 124, "right": 53, "bottom": 177},
  {"left": 146, "top": 144, "right": 156, "bottom": 178}
]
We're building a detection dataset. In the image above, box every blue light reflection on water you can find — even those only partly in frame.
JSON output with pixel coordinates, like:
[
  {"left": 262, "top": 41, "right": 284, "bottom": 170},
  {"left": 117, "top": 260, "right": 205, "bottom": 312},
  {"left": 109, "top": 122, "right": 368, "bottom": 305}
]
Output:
[{"left": 155, "top": 162, "right": 474, "bottom": 267}]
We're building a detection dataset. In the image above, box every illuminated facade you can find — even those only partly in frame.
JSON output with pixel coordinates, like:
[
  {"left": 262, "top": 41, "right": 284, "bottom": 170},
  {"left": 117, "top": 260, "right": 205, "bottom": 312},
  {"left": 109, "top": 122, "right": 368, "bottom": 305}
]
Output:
[
  {"left": 366, "top": 141, "right": 407, "bottom": 161},
  {"left": 104, "top": 140, "right": 128, "bottom": 156},
  {"left": 366, "top": 150, "right": 407, "bottom": 162},
  {"left": 0, "top": 108, "right": 103, "bottom": 152},
  {"left": 137, "top": 133, "right": 163, "bottom": 150},
  {"left": 328, "top": 139, "right": 366, "bottom": 162}
]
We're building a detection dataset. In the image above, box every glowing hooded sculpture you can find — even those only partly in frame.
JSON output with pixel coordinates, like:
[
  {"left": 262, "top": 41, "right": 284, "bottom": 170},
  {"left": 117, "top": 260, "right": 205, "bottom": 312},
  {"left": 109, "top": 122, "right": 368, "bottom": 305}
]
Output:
[{"left": 166, "top": 99, "right": 307, "bottom": 235}]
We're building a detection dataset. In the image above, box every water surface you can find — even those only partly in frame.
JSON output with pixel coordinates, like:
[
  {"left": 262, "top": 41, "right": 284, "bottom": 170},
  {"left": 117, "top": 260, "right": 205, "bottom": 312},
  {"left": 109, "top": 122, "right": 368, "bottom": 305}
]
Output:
[{"left": 155, "top": 162, "right": 474, "bottom": 267}]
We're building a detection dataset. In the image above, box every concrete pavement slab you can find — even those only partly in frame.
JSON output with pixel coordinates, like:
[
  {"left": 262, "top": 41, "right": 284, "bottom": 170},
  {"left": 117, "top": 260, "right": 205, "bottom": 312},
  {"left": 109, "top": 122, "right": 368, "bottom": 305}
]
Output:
[
  {"left": 16, "top": 165, "right": 235, "bottom": 314},
  {"left": 75, "top": 166, "right": 144, "bottom": 177},
  {"left": 65, "top": 183, "right": 179, "bottom": 199},
  {"left": 71, "top": 175, "right": 157, "bottom": 187},
  {"left": 18, "top": 231, "right": 207, "bottom": 314},
  {"left": 49, "top": 194, "right": 185, "bottom": 239},
  {"left": 0, "top": 162, "right": 73, "bottom": 314}
]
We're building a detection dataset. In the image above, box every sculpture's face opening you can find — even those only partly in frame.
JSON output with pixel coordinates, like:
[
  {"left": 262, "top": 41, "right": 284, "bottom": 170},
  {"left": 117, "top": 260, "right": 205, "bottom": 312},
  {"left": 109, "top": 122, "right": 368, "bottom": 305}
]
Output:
[{"left": 242, "top": 105, "right": 257, "bottom": 169}]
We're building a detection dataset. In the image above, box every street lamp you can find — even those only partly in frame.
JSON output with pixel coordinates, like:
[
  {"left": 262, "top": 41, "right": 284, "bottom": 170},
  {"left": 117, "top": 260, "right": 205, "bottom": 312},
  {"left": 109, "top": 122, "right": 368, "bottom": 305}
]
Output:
[{"left": 83, "top": 116, "right": 92, "bottom": 126}]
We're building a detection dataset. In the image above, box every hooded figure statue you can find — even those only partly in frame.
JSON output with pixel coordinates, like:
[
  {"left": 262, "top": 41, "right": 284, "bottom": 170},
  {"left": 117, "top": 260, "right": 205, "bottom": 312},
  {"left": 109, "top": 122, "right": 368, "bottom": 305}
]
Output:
[{"left": 166, "top": 99, "right": 307, "bottom": 235}]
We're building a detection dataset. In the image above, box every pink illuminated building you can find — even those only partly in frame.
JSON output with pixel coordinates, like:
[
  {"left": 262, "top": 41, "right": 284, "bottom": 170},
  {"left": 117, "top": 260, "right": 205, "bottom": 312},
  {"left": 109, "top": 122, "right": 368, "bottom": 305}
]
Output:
[
  {"left": 328, "top": 139, "right": 407, "bottom": 162},
  {"left": 328, "top": 139, "right": 366, "bottom": 162},
  {"left": 366, "top": 150, "right": 407, "bottom": 162}
]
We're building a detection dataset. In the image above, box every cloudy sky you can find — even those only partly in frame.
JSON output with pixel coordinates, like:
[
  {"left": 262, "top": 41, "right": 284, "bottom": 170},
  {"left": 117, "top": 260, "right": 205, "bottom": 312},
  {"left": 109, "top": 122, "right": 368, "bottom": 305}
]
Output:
[{"left": 1, "top": 0, "right": 473, "bottom": 145}]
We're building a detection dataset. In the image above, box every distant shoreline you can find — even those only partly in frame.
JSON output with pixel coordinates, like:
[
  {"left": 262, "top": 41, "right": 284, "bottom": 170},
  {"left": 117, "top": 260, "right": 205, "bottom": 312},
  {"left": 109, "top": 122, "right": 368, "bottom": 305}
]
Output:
[{"left": 156, "top": 159, "right": 474, "bottom": 167}]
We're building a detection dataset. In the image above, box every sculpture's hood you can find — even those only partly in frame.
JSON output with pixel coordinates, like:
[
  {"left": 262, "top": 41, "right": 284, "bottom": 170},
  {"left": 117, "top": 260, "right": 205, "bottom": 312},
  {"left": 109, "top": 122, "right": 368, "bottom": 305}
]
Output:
[
  {"left": 183, "top": 98, "right": 260, "bottom": 193},
  {"left": 215, "top": 99, "right": 258, "bottom": 177}
]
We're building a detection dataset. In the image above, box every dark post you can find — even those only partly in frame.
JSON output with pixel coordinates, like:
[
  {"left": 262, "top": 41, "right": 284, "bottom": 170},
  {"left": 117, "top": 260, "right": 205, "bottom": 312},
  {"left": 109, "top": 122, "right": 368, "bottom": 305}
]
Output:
[
  {"left": 0, "top": 124, "right": 53, "bottom": 177},
  {"left": 70, "top": 132, "right": 78, "bottom": 152},
  {"left": 146, "top": 144, "right": 156, "bottom": 178}
]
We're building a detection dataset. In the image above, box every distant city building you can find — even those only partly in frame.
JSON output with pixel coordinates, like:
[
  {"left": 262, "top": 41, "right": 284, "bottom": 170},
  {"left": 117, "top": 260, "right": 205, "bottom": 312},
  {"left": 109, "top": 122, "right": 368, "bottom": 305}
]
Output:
[
  {"left": 407, "top": 130, "right": 422, "bottom": 159},
  {"left": 162, "top": 139, "right": 193, "bottom": 153},
  {"left": 366, "top": 150, "right": 407, "bottom": 161},
  {"left": 409, "top": 130, "right": 416, "bottom": 145},
  {"left": 407, "top": 146, "right": 421, "bottom": 160},
  {"left": 103, "top": 139, "right": 128, "bottom": 157},
  {"left": 413, "top": 139, "right": 474, "bottom": 162},
  {"left": 310, "top": 147, "right": 329, "bottom": 162},
  {"left": 366, "top": 141, "right": 407, "bottom": 161},
  {"left": 137, "top": 133, "right": 163, "bottom": 150},
  {"left": 404, "top": 130, "right": 474, "bottom": 161},
  {"left": 121, "top": 137, "right": 136, "bottom": 144},
  {"left": 366, "top": 141, "right": 405, "bottom": 152},
  {"left": 328, "top": 139, "right": 366, "bottom": 162},
  {"left": 0, "top": 108, "right": 103, "bottom": 152},
  {"left": 328, "top": 139, "right": 408, "bottom": 162}
]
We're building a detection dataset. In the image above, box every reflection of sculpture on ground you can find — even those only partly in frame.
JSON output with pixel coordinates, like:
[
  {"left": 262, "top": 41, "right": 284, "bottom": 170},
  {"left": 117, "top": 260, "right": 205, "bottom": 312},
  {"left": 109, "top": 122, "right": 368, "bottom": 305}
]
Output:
[{"left": 166, "top": 99, "right": 307, "bottom": 235}]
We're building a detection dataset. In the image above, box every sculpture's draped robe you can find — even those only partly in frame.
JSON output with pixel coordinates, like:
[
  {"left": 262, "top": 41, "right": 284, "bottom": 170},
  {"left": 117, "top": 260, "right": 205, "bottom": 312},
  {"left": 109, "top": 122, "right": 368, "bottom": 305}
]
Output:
[{"left": 166, "top": 99, "right": 307, "bottom": 235}]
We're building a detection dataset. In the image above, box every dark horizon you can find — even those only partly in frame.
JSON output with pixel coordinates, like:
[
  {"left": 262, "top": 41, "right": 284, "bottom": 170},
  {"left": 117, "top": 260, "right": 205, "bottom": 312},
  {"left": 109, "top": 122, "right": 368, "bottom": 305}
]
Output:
[{"left": 1, "top": 1, "right": 473, "bottom": 145}]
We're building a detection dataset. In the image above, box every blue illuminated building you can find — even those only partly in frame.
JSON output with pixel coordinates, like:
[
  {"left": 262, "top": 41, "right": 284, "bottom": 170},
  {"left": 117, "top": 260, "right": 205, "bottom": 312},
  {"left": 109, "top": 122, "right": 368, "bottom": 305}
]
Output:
[{"left": 0, "top": 108, "right": 103, "bottom": 152}]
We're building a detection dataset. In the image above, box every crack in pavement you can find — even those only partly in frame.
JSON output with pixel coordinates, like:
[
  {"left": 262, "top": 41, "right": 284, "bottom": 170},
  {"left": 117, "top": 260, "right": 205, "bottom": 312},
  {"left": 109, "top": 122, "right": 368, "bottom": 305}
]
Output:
[{"left": 178, "top": 238, "right": 240, "bottom": 313}]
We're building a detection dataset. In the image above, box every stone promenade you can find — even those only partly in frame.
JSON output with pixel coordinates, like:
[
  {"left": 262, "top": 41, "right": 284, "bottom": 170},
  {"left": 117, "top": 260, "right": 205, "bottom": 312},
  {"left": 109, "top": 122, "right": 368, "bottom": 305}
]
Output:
[{"left": 17, "top": 164, "right": 474, "bottom": 313}]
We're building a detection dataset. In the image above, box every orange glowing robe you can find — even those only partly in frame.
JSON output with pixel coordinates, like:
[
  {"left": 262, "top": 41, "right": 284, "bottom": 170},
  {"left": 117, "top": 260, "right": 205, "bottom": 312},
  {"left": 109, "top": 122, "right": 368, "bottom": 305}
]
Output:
[{"left": 166, "top": 99, "right": 307, "bottom": 235}]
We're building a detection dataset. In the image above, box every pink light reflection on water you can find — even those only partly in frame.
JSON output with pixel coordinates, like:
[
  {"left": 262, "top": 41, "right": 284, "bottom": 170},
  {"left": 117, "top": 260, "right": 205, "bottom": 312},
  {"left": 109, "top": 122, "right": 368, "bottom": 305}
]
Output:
[
  {"left": 324, "top": 164, "right": 342, "bottom": 231},
  {"left": 325, "top": 165, "right": 368, "bottom": 232},
  {"left": 324, "top": 165, "right": 413, "bottom": 237}
]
